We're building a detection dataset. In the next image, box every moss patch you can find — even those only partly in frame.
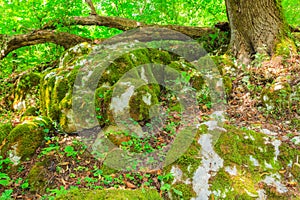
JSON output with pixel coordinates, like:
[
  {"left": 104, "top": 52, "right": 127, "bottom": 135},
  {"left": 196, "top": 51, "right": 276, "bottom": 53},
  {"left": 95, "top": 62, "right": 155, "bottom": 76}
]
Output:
[
  {"left": 55, "top": 188, "right": 162, "bottom": 200},
  {"left": 0, "top": 123, "right": 13, "bottom": 143},
  {"left": 27, "top": 161, "right": 49, "bottom": 193},
  {"left": 1, "top": 117, "right": 51, "bottom": 161},
  {"left": 171, "top": 183, "right": 196, "bottom": 200}
]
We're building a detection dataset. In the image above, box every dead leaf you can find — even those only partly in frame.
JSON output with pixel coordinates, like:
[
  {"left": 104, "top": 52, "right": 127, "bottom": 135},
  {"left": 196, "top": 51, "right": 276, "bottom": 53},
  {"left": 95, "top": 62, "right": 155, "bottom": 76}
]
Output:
[{"left": 125, "top": 181, "right": 136, "bottom": 189}]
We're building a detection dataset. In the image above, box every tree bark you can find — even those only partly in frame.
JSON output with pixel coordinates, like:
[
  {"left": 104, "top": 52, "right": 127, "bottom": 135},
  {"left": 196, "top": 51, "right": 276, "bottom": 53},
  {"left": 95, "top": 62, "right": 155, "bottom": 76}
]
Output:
[
  {"left": 1, "top": 16, "right": 218, "bottom": 59},
  {"left": 0, "top": 30, "right": 91, "bottom": 59},
  {"left": 225, "top": 0, "right": 286, "bottom": 64}
]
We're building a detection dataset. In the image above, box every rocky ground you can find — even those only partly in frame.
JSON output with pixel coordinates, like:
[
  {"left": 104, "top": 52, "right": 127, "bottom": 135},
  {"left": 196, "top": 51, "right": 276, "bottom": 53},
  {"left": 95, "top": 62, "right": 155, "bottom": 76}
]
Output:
[{"left": 0, "top": 41, "right": 299, "bottom": 199}]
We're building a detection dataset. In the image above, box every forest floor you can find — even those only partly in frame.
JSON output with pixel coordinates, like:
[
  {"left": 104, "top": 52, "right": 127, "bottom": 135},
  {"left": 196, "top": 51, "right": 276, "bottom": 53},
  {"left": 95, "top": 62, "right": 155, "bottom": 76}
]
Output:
[{"left": 1, "top": 53, "right": 300, "bottom": 199}]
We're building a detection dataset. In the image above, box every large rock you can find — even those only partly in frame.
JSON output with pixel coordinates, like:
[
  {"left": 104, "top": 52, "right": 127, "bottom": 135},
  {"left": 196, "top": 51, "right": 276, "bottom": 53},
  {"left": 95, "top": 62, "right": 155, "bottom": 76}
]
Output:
[
  {"left": 40, "top": 42, "right": 208, "bottom": 133},
  {"left": 0, "top": 123, "right": 13, "bottom": 144},
  {"left": 161, "top": 123, "right": 300, "bottom": 199},
  {"left": 0, "top": 116, "right": 51, "bottom": 165}
]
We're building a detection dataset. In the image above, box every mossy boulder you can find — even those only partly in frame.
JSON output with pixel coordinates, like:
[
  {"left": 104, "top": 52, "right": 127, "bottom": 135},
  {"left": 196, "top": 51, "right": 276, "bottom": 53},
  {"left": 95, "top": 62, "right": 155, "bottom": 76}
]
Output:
[
  {"left": 27, "top": 160, "right": 50, "bottom": 193},
  {"left": 0, "top": 116, "right": 51, "bottom": 165},
  {"left": 55, "top": 188, "right": 162, "bottom": 200},
  {"left": 161, "top": 123, "right": 300, "bottom": 199},
  {"left": 0, "top": 123, "right": 13, "bottom": 144},
  {"left": 41, "top": 42, "right": 208, "bottom": 133},
  {"left": 12, "top": 72, "right": 41, "bottom": 111},
  {"left": 275, "top": 38, "right": 297, "bottom": 58}
]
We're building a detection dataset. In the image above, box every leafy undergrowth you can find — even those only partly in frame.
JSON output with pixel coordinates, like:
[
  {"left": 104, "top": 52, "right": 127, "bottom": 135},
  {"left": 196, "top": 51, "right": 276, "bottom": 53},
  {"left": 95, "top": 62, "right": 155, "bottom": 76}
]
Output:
[{"left": 225, "top": 54, "right": 300, "bottom": 147}]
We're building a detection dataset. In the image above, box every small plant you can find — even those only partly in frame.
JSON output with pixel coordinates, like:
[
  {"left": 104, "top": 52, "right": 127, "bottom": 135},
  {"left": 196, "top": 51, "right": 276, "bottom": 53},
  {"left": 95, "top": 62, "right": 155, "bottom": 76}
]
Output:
[
  {"left": 21, "top": 180, "right": 29, "bottom": 189},
  {"left": 92, "top": 166, "right": 103, "bottom": 177},
  {"left": 46, "top": 186, "right": 69, "bottom": 199},
  {"left": 0, "top": 189, "right": 13, "bottom": 200},
  {"left": 38, "top": 145, "right": 60, "bottom": 158},
  {"left": 102, "top": 175, "right": 113, "bottom": 185},
  {"left": 158, "top": 173, "right": 183, "bottom": 198},
  {"left": 64, "top": 145, "right": 78, "bottom": 158},
  {"left": 0, "top": 172, "right": 11, "bottom": 186},
  {"left": 0, "top": 156, "right": 12, "bottom": 187}
]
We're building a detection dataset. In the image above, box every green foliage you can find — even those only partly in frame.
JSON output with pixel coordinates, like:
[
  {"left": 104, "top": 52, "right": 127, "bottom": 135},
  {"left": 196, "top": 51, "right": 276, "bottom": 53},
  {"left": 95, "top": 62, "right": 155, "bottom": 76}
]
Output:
[
  {"left": 0, "top": 156, "right": 12, "bottom": 187},
  {"left": 282, "top": 0, "right": 300, "bottom": 27},
  {"left": 0, "top": 189, "right": 13, "bottom": 200}
]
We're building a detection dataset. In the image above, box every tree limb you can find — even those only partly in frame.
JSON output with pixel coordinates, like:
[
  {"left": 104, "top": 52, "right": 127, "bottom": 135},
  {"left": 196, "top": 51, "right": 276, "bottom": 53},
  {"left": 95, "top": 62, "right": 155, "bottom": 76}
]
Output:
[
  {"left": 0, "top": 30, "right": 91, "bottom": 59},
  {"left": 42, "top": 15, "right": 145, "bottom": 31},
  {"left": 41, "top": 15, "right": 216, "bottom": 38},
  {"left": 85, "top": 0, "right": 98, "bottom": 15},
  {"left": 1, "top": 15, "right": 225, "bottom": 59}
]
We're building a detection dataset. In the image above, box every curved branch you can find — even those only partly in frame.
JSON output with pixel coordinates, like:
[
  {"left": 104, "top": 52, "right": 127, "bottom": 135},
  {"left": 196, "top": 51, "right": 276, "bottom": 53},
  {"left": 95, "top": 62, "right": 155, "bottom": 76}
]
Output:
[
  {"left": 42, "top": 15, "right": 216, "bottom": 38},
  {"left": 0, "top": 30, "right": 91, "bottom": 59},
  {"left": 42, "top": 15, "right": 144, "bottom": 31}
]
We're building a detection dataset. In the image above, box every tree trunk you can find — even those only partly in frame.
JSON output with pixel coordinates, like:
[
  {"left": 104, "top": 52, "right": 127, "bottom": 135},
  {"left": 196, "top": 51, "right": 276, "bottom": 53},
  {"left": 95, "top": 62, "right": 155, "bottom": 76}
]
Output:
[{"left": 225, "top": 0, "right": 286, "bottom": 64}]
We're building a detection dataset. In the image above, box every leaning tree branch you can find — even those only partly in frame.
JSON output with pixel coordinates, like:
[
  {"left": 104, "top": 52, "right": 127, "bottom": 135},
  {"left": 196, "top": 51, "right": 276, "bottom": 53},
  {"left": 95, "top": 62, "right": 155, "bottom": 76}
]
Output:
[
  {"left": 42, "top": 15, "right": 145, "bottom": 31},
  {"left": 0, "top": 30, "right": 91, "bottom": 59},
  {"left": 1, "top": 15, "right": 227, "bottom": 60},
  {"left": 41, "top": 15, "right": 217, "bottom": 38}
]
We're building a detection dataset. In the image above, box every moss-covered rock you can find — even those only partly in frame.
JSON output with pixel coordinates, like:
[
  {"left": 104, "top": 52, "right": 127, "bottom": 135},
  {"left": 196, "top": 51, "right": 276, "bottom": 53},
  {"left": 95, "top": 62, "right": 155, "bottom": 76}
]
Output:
[
  {"left": 1, "top": 116, "right": 51, "bottom": 164},
  {"left": 275, "top": 38, "right": 297, "bottom": 58},
  {"left": 161, "top": 124, "right": 300, "bottom": 199},
  {"left": 0, "top": 123, "right": 13, "bottom": 144},
  {"left": 12, "top": 72, "right": 41, "bottom": 111},
  {"left": 41, "top": 42, "right": 208, "bottom": 133},
  {"left": 171, "top": 182, "right": 196, "bottom": 200},
  {"left": 27, "top": 161, "right": 49, "bottom": 193},
  {"left": 55, "top": 188, "right": 162, "bottom": 200}
]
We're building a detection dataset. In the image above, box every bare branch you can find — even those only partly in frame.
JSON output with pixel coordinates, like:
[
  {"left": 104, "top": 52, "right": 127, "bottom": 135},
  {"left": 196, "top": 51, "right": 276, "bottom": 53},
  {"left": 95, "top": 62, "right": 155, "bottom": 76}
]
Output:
[
  {"left": 42, "top": 15, "right": 145, "bottom": 31},
  {"left": 85, "top": 0, "right": 98, "bottom": 15},
  {"left": 42, "top": 15, "right": 216, "bottom": 38},
  {"left": 0, "top": 30, "right": 91, "bottom": 59}
]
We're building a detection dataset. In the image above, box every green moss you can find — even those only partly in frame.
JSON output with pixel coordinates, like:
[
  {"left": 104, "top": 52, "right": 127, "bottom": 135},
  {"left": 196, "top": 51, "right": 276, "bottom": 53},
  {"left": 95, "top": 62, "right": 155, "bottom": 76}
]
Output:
[
  {"left": 53, "top": 78, "right": 69, "bottom": 102},
  {"left": 223, "top": 75, "right": 232, "bottom": 95},
  {"left": 261, "top": 80, "right": 292, "bottom": 112},
  {"left": 210, "top": 168, "right": 231, "bottom": 194},
  {"left": 291, "top": 118, "right": 300, "bottom": 130},
  {"left": 4, "top": 117, "right": 51, "bottom": 160},
  {"left": 210, "top": 166, "right": 258, "bottom": 199},
  {"left": 17, "top": 72, "right": 41, "bottom": 91},
  {"left": 174, "top": 141, "right": 201, "bottom": 178},
  {"left": 129, "top": 85, "right": 159, "bottom": 122},
  {"left": 291, "top": 163, "right": 300, "bottom": 183},
  {"left": 22, "top": 107, "right": 38, "bottom": 118},
  {"left": 27, "top": 161, "right": 49, "bottom": 193},
  {"left": 275, "top": 38, "right": 297, "bottom": 57},
  {"left": 215, "top": 125, "right": 276, "bottom": 170},
  {"left": 94, "top": 87, "right": 114, "bottom": 127},
  {"left": 100, "top": 164, "right": 118, "bottom": 175},
  {"left": 172, "top": 183, "right": 196, "bottom": 200},
  {"left": 59, "top": 42, "right": 92, "bottom": 68},
  {"left": 55, "top": 188, "right": 162, "bottom": 200},
  {"left": 0, "top": 123, "right": 13, "bottom": 143}
]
